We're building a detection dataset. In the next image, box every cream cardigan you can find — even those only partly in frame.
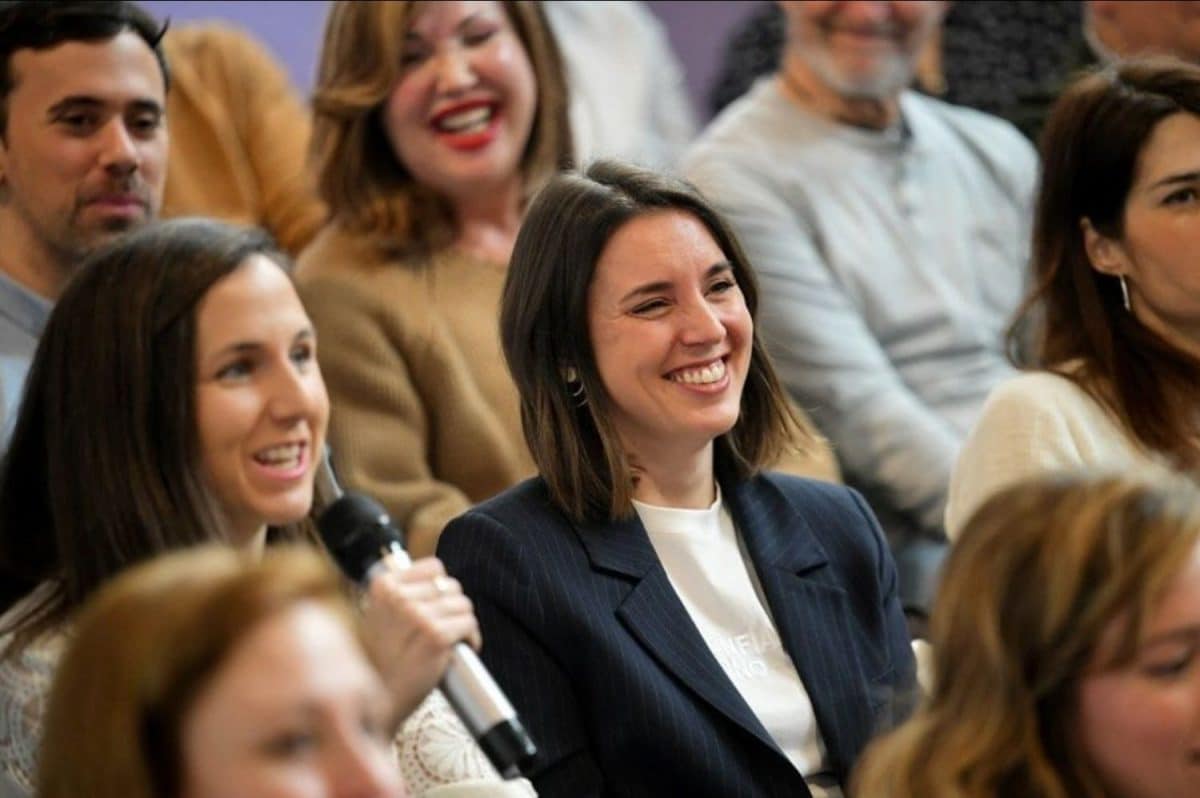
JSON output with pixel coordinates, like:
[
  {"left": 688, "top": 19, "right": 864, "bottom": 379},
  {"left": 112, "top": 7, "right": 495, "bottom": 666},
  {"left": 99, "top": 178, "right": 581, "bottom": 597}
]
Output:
[{"left": 945, "top": 370, "right": 1160, "bottom": 539}]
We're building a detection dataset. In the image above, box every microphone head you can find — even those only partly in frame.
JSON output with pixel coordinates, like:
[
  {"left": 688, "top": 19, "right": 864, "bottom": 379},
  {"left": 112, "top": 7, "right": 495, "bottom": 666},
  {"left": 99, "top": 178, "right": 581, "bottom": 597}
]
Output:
[{"left": 316, "top": 493, "right": 404, "bottom": 583}]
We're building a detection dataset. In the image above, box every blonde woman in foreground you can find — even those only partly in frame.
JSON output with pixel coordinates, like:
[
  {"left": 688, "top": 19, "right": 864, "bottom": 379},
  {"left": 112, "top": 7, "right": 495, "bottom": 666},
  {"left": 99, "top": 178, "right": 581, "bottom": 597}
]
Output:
[
  {"left": 854, "top": 472, "right": 1200, "bottom": 798},
  {"left": 37, "top": 545, "right": 405, "bottom": 798}
]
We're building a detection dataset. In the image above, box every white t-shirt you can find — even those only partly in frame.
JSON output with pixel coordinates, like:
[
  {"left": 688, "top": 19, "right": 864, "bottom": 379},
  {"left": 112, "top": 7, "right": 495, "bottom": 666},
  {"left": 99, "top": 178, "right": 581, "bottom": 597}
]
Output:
[{"left": 634, "top": 489, "right": 841, "bottom": 797}]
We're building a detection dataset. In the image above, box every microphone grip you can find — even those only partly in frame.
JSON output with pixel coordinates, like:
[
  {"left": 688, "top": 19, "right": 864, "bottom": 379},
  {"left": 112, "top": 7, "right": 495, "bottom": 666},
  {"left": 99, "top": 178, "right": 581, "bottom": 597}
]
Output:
[
  {"left": 366, "top": 545, "right": 537, "bottom": 777},
  {"left": 442, "top": 643, "right": 537, "bottom": 779}
]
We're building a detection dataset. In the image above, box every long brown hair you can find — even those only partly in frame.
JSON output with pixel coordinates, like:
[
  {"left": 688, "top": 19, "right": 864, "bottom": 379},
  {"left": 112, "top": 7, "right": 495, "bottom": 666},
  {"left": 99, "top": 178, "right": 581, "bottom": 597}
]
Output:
[
  {"left": 0, "top": 219, "right": 314, "bottom": 652},
  {"left": 502, "top": 160, "right": 812, "bottom": 522},
  {"left": 1010, "top": 56, "right": 1200, "bottom": 468},
  {"left": 37, "top": 545, "right": 360, "bottom": 798},
  {"left": 852, "top": 471, "right": 1200, "bottom": 798},
  {"left": 310, "top": 0, "right": 572, "bottom": 256}
]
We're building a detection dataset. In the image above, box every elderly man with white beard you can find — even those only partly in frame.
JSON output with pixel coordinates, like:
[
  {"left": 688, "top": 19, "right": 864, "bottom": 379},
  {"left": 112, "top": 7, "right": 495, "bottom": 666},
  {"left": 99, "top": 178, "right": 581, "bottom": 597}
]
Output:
[{"left": 683, "top": 2, "right": 1036, "bottom": 564}]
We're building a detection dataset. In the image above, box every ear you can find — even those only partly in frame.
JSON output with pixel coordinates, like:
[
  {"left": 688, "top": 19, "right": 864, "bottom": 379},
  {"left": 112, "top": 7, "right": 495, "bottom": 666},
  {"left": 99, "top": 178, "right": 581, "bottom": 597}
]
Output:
[{"left": 1080, "top": 217, "right": 1130, "bottom": 277}]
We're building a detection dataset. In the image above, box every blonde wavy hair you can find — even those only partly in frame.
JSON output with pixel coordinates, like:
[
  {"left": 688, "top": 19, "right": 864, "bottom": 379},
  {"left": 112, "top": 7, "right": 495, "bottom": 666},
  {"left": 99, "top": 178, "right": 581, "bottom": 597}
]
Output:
[
  {"left": 310, "top": 0, "right": 572, "bottom": 255},
  {"left": 852, "top": 471, "right": 1200, "bottom": 798},
  {"left": 37, "top": 545, "right": 361, "bottom": 798}
]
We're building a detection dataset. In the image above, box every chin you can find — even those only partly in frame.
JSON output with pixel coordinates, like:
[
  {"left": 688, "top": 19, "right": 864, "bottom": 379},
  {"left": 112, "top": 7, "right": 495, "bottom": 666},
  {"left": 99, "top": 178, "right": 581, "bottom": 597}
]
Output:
[{"left": 258, "top": 497, "right": 314, "bottom": 528}]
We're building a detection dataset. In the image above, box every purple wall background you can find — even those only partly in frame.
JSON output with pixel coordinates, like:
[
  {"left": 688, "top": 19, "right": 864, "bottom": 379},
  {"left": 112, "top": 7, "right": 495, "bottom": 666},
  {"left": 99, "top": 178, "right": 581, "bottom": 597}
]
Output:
[{"left": 141, "top": 0, "right": 765, "bottom": 121}]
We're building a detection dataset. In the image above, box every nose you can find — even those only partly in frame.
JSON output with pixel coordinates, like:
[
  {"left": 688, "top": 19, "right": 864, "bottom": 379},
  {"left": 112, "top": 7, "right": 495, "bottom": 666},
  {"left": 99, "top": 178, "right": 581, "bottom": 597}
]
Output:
[
  {"left": 329, "top": 736, "right": 405, "bottom": 798},
  {"left": 267, "top": 361, "right": 327, "bottom": 428},
  {"left": 678, "top": 298, "right": 726, "bottom": 348},
  {"left": 97, "top": 118, "right": 140, "bottom": 178},
  {"left": 432, "top": 45, "right": 477, "bottom": 94}
]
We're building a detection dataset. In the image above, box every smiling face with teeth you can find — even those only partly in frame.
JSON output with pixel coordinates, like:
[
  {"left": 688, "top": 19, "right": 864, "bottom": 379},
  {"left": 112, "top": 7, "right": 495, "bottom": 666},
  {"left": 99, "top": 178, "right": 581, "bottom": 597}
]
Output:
[
  {"left": 382, "top": 0, "right": 537, "bottom": 210},
  {"left": 194, "top": 255, "right": 330, "bottom": 547},
  {"left": 587, "top": 210, "right": 753, "bottom": 469}
]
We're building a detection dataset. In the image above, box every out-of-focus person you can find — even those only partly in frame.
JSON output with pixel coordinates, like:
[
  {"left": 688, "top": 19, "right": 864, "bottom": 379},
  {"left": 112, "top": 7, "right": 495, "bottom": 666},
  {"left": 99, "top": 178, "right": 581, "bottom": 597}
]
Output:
[
  {"left": 159, "top": 23, "right": 327, "bottom": 256},
  {"left": 0, "top": 219, "right": 497, "bottom": 797},
  {"left": 297, "top": 0, "right": 571, "bottom": 559},
  {"left": 946, "top": 57, "right": 1200, "bottom": 538},
  {"left": 438, "top": 161, "right": 915, "bottom": 797},
  {"left": 683, "top": 1, "right": 1037, "bottom": 543},
  {"left": 37, "top": 545, "right": 408, "bottom": 798},
  {"left": 0, "top": 0, "right": 168, "bottom": 446},
  {"left": 983, "top": 0, "right": 1200, "bottom": 143},
  {"left": 542, "top": 1, "right": 696, "bottom": 169},
  {"left": 854, "top": 471, "right": 1200, "bottom": 798},
  {"left": 1088, "top": 0, "right": 1200, "bottom": 63}
]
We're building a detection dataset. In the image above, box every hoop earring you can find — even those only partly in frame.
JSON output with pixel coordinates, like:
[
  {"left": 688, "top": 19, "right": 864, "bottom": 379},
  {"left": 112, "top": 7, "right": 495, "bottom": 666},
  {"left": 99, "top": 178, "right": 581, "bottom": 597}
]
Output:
[
  {"left": 563, "top": 366, "right": 587, "bottom": 407},
  {"left": 1118, "top": 274, "right": 1131, "bottom": 313}
]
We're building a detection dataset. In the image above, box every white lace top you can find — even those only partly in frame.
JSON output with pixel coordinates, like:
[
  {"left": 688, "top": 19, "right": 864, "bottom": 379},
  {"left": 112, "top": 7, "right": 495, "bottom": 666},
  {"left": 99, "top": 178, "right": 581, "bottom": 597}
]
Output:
[
  {"left": 0, "top": 624, "right": 64, "bottom": 796},
  {"left": 397, "top": 691, "right": 535, "bottom": 796}
]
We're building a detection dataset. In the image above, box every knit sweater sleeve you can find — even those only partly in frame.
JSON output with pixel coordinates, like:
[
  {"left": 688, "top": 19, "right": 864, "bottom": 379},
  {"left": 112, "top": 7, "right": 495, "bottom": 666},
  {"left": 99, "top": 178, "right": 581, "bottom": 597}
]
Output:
[{"left": 945, "top": 373, "right": 1090, "bottom": 539}]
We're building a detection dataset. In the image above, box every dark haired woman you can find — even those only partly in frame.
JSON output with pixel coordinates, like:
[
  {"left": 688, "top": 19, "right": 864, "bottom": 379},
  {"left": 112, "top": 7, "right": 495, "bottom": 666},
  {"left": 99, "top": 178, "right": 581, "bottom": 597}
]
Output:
[
  {"left": 438, "top": 161, "right": 914, "bottom": 797},
  {"left": 0, "top": 219, "right": 498, "bottom": 797},
  {"left": 946, "top": 57, "right": 1200, "bottom": 537}
]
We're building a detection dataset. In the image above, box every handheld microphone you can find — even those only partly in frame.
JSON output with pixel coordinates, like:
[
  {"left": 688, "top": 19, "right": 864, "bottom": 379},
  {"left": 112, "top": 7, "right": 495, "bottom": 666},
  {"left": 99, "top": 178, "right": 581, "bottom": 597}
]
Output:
[{"left": 312, "top": 455, "right": 538, "bottom": 779}]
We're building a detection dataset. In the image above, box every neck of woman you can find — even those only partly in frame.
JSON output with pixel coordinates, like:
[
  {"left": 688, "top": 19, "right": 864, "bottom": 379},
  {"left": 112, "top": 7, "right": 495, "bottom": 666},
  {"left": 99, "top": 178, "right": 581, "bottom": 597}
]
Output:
[
  {"left": 232, "top": 523, "right": 268, "bottom": 560},
  {"left": 630, "top": 440, "right": 717, "bottom": 509},
  {"left": 451, "top": 179, "right": 525, "bottom": 265}
]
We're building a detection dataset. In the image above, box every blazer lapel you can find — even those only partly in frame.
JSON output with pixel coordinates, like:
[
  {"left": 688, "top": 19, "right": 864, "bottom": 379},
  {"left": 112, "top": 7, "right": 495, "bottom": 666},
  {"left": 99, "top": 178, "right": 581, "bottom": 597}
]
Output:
[
  {"left": 576, "top": 514, "right": 782, "bottom": 755},
  {"left": 725, "top": 477, "right": 876, "bottom": 778}
]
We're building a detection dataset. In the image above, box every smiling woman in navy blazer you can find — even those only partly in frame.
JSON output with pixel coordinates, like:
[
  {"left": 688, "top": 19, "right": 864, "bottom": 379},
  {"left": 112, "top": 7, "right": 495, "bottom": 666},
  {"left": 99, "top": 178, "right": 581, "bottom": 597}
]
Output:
[{"left": 437, "top": 160, "right": 915, "bottom": 797}]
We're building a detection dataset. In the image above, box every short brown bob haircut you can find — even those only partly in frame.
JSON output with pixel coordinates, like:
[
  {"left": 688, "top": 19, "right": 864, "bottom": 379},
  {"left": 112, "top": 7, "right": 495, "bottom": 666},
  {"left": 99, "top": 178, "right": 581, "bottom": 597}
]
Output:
[
  {"left": 311, "top": 0, "right": 572, "bottom": 255},
  {"left": 502, "top": 160, "right": 810, "bottom": 522},
  {"left": 1012, "top": 56, "right": 1200, "bottom": 469},
  {"left": 38, "top": 545, "right": 366, "bottom": 798}
]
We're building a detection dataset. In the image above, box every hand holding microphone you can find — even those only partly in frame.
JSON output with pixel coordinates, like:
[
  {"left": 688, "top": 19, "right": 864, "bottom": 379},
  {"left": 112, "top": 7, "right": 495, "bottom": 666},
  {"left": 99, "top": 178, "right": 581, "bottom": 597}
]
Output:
[
  {"left": 360, "top": 556, "right": 481, "bottom": 719},
  {"left": 312, "top": 453, "right": 538, "bottom": 779}
]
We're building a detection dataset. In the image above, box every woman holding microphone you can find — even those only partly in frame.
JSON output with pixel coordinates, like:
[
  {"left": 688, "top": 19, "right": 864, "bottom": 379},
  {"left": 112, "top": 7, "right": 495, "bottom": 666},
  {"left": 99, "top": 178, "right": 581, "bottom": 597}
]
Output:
[{"left": 0, "top": 219, "right": 524, "bottom": 796}]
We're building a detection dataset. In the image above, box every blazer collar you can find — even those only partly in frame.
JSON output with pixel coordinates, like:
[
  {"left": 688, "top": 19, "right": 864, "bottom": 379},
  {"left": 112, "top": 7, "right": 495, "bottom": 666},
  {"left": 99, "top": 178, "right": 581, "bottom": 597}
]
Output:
[
  {"left": 575, "top": 471, "right": 831, "bottom": 577},
  {"left": 576, "top": 505, "right": 785, "bottom": 756},
  {"left": 575, "top": 475, "right": 875, "bottom": 782},
  {"left": 729, "top": 476, "right": 878, "bottom": 779}
]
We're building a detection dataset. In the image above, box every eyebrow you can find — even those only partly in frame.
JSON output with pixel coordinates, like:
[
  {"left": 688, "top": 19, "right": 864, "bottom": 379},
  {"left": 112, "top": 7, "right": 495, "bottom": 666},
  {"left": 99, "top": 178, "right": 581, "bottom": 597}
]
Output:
[
  {"left": 1138, "top": 625, "right": 1200, "bottom": 652},
  {"left": 209, "top": 328, "right": 314, "bottom": 359},
  {"left": 46, "top": 95, "right": 164, "bottom": 118},
  {"left": 619, "top": 262, "right": 733, "bottom": 304},
  {"left": 404, "top": 12, "right": 492, "bottom": 42},
  {"left": 1148, "top": 170, "right": 1200, "bottom": 190}
]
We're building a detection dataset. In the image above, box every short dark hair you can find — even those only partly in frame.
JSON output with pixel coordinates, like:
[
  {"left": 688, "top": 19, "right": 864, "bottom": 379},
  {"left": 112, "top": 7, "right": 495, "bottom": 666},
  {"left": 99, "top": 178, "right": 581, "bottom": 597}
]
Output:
[
  {"left": 0, "top": 0, "right": 170, "bottom": 134},
  {"left": 1011, "top": 56, "right": 1200, "bottom": 469},
  {"left": 501, "top": 160, "right": 810, "bottom": 522},
  {"left": 0, "top": 218, "right": 311, "bottom": 652}
]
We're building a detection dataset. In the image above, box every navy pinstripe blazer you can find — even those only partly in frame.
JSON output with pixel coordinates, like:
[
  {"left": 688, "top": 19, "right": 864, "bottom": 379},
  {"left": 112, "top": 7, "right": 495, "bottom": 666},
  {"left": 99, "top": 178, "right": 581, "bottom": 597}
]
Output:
[{"left": 437, "top": 472, "right": 915, "bottom": 797}]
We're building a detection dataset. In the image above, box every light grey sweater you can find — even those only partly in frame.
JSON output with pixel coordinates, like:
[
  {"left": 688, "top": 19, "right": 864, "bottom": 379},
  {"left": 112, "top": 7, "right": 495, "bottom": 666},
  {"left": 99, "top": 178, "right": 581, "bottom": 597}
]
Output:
[{"left": 684, "top": 79, "right": 1038, "bottom": 534}]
